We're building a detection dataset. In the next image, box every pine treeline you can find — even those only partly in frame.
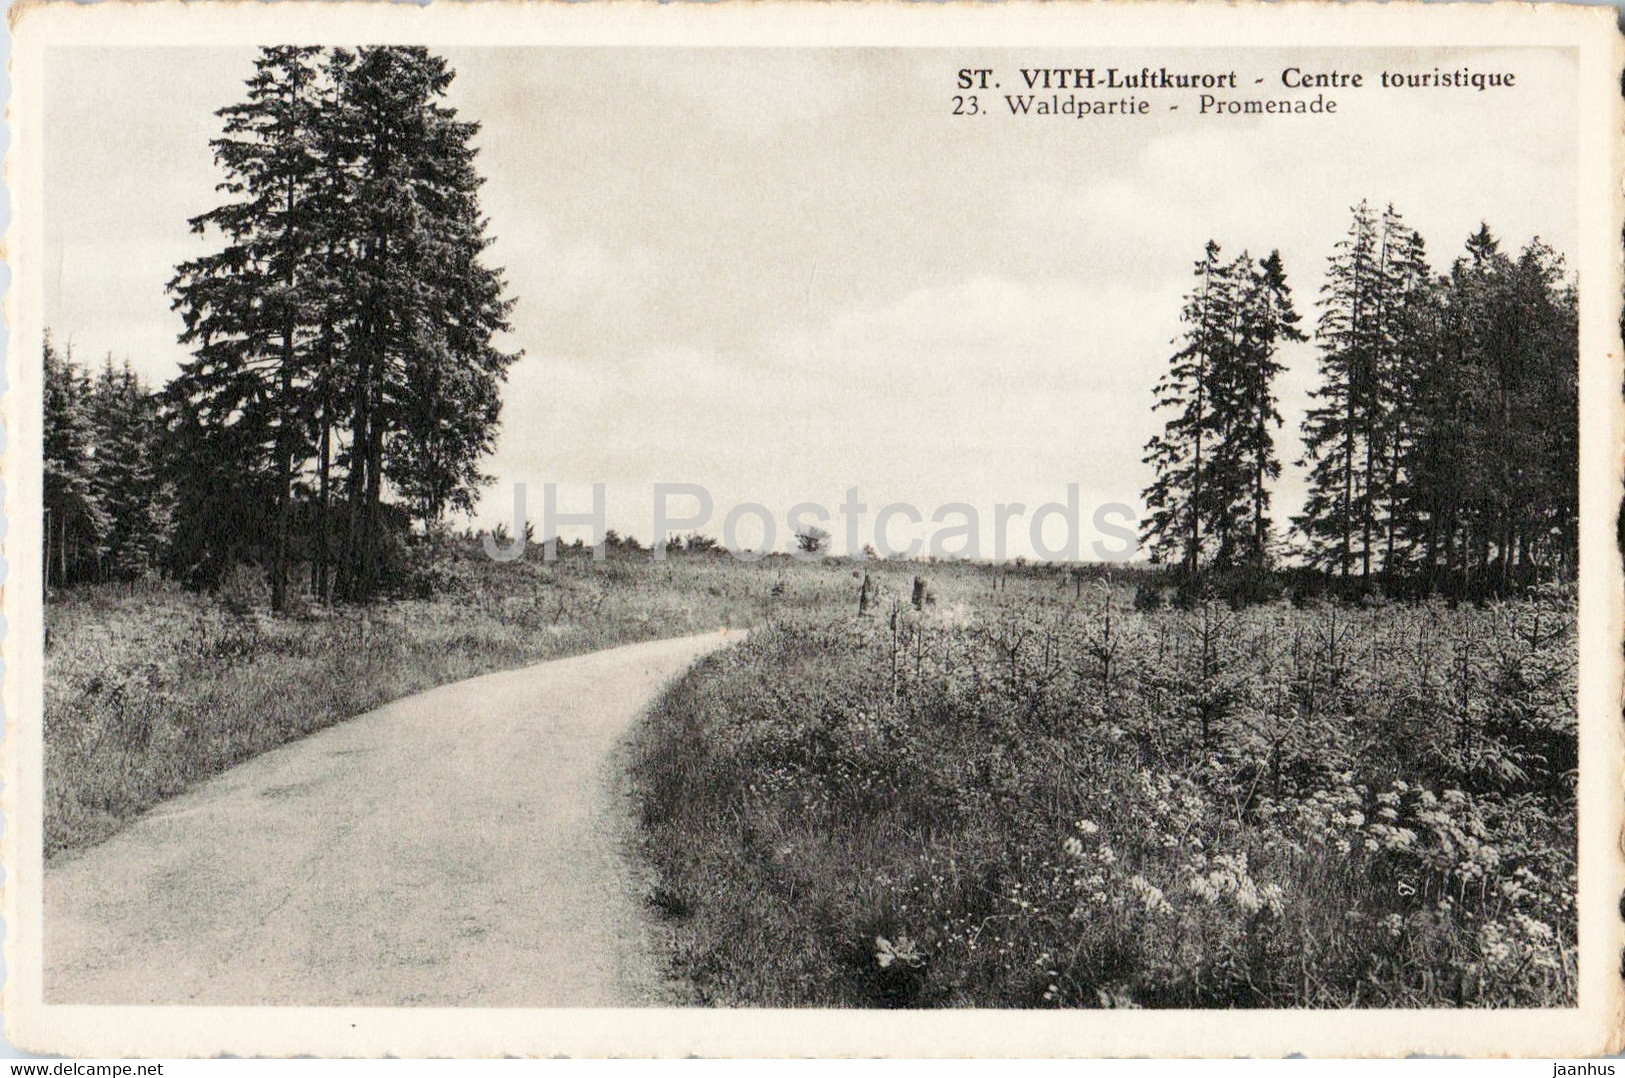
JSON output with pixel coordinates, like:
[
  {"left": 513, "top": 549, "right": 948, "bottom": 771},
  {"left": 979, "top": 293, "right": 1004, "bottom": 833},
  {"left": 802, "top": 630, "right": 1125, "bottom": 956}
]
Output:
[
  {"left": 43, "top": 337, "right": 174, "bottom": 587},
  {"left": 1409, "top": 228, "right": 1578, "bottom": 591},
  {"left": 161, "top": 45, "right": 519, "bottom": 608},
  {"left": 1143, "top": 202, "right": 1578, "bottom": 596},
  {"left": 42, "top": 46, "right": 518, "bottom": 606},
  {"left": 1141, "top": 243, "right": 1304, "bottom": 574},
  {"left": 1295, "top": 202, "right": 1430, "bottom": 582}
]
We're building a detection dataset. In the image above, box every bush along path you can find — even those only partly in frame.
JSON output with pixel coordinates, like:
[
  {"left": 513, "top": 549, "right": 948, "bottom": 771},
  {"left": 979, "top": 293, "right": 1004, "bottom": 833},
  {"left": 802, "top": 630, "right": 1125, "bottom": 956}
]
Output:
[{"left": 629, "top": 587, "right": 1577, "bottom": 1009}]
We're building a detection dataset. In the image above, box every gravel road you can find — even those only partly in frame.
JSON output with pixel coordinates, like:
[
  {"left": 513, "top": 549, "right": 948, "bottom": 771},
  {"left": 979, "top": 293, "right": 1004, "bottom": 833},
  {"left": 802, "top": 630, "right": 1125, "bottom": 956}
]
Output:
[{"left": 44, "top": 630, "right": 741, "bottom": 1006}]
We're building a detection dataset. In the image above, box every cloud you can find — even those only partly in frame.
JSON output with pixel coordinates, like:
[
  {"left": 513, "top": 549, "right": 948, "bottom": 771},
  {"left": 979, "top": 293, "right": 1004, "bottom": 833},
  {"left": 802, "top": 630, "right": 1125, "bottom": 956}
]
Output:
[
  {"left": 488, "top": 274, "right": 1177, "bottom": 546},
  {"left": 44, "top": 45, "right": 1580, "bottom": 558},
  {"left": 631, "top": 50, "right": 868, "bottom": 140}
]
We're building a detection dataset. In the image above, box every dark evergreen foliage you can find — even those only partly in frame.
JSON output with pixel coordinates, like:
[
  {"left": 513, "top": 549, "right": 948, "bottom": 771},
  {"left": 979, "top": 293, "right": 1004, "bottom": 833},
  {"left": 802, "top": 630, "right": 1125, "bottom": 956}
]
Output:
[
  {"left": 162, "top": 45, "right": 520, "bottom": 605},
  {"left": 43, "top": 339, "right": 173, "bottom": 587},
  {"left": 1142, "top": 243, "right": 1303, "bottom": 575},
  {"left": 1145, "top": 205, "right": 1577, "bottom": 598},
  {"left": 43, "top": 335, "right": 109, "bottom": 586},
  {"left": 1294, "top": 206, "right": 1576, "bottom": 594}
]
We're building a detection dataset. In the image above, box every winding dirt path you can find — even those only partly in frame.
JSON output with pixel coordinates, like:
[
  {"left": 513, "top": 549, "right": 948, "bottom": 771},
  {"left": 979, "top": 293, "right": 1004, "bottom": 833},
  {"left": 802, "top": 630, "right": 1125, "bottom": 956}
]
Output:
[{"left": 44, "top": 630, "right": 741, "bottom": 1006}]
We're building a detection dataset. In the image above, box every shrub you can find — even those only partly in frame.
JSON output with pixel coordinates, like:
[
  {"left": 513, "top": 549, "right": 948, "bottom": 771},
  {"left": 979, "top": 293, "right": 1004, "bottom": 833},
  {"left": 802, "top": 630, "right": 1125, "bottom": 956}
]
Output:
[
  {"left": 631, "top": 586, "right": 1577, "bottom": 1008},
  {"left": 215, "top": 563, "right": 269, "bottom": 615}
]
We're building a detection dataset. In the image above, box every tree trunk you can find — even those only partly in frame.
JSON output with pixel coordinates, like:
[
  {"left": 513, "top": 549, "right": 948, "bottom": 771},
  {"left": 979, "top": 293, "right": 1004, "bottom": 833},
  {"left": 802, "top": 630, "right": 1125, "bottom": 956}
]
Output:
[
  {"left": 272, "top": 322, "right": 294, "bottom": 613},
  {"left": 358, "top": 374, "right": 386, "bottom": 602},
  {"left": 271, "top": 96, "right": 301, "bottom": 615},
  {"left": 315, "top": 390, "right": 332, "bottom": 603},
  {"left": 1189, "top": 266, "right": 1210, "bottom": 577},
  {"left": 340, "top": 341, "right": 371, "bottom": 602}
]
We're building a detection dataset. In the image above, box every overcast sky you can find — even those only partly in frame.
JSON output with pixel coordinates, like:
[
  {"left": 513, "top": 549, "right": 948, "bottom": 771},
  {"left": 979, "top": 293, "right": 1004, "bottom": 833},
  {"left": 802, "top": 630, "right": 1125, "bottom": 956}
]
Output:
[{"left": 44, "top": 46, "right": 1577, "bottom": 557}]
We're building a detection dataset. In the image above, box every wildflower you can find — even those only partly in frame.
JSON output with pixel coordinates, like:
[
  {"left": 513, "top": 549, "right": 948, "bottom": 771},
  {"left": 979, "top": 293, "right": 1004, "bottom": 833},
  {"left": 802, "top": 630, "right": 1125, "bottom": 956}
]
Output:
[
  {"left": 1128, "top": 874, "right": 1175, "bottom": 916},
  {"left": 875, "top": 934, "right": 924, "bottom": 970},
  {"left": 1514, "top": 914, "right": 1554, "bottom": 942},
  {"left": 1063, "top": 837, "right": 1086, "bottom": 859},
  {"left": 1478, "top": 922, "right": 1514, "bottom": 967},
  {"left": 1094, "top": 986, "right": 1140, "bottom": 1009},
  {"left": 1076, "top": 819, "right": 1100, "bottom": 836},
  {"left": 1377, "top": 826, "right": 1417, "bottom": 852}
]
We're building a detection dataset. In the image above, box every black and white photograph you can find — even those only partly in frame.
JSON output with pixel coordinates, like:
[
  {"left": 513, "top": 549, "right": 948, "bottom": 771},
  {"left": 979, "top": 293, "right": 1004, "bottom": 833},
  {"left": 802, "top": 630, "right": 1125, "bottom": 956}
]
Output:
[{"left": 4, "top": 1, "right": 1622, "bottom": 1060}]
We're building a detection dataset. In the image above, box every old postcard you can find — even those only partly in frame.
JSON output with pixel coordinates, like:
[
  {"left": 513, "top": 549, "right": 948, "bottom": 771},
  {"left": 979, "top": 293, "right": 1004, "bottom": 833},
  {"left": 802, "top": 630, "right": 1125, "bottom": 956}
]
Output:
[{"left": 4, "top": 0, "right": 1622, "bottom": 1059}]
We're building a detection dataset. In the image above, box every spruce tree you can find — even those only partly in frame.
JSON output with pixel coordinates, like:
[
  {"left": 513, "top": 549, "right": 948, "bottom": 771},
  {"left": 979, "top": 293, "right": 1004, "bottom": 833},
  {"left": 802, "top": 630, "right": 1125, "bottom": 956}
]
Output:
[
  {"left": 166, "top": 45, "right": 519, "bottom": 605},
  {"left": 1297, "top": 201, "right": 1395, "bottom": 583},
  {"left": 1398, "top": 265, "right": 1466, "bottom": 589},
  {"left": 1225, "top": 250, "right": 1303, "bottom": 570},
  {"left": 1442, "top": 232, "right": 1578, "bottom": 588},
  {"left": 1145, "top": 244, "right": 1299, "bottom": 577},
  {"left": 1298, "top": 215, "right": 1574, "bottom": 595},
  {"left": 1514, "top": 241, "right": 1579, "bottom": 580},
  {"left": 167, "top": 45, "right": 329, "bottom": 610},
  {"left": 324, "top": 46, "right": 519, "bottom": 600},
  {"left": 1142, "top": 241, "right": 1236, "bottom": 573},
  {"left": 42, "top": 336, "right": 107, "bottom": 587},
  {"left": 88, "top": 358, "right": 174, "bottom": 579},
  {"left": 1371, "top": 215, "right": 1436, "bottom": 577}
]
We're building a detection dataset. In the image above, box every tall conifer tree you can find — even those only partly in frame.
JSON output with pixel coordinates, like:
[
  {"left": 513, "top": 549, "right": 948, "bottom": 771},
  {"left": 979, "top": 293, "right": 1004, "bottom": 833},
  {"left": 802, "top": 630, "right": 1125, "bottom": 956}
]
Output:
[
  {"left": 1296, "top": 201, "right": 1423, "bottom": 583},
  {"left": 89, "top": 358, "right": 174, "bottom": 579},
  {"left": 1143, "top": 242, "right": 1231, "bottom": 572},
  {"left": 324, "top": 46, "right": 519, "bottom": 600},
  {"left": 165, "top": 45, "right": 519, "bottom": 605},
  {"left": 1224, "top": 250, "right": 1303, "bottom": 569},
  {"left": 43, "top": 336, "right": 107, "bottom": 587},
  {"left": 168, "top": 45, "right": 328, "bottom": 609}
]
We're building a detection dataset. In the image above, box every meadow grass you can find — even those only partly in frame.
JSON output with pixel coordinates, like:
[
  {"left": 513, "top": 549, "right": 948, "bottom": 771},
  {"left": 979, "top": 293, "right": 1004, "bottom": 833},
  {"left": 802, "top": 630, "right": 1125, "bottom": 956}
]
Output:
[
  {"left": 43, "top": 541, "right": 827, "bottom": 858},
  {"left": 47, "top": 545, "right": 1579, "bottom": 1009},
  {"left": 629, "top": 568, "right": 1577, "bottom": 1008}
]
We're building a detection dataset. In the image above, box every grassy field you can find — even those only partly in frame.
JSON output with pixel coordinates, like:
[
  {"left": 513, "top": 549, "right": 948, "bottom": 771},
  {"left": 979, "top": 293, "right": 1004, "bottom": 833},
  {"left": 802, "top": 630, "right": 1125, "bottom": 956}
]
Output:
[
  {"left": 44, "top": 540, "right": 824, "bottom": 858},
  {"left": 629, "top": 566, "right": 1577, "bottom": 1008},
  {"left": 46, "top": 544, "right": 1579, "bottom": 1009}
]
